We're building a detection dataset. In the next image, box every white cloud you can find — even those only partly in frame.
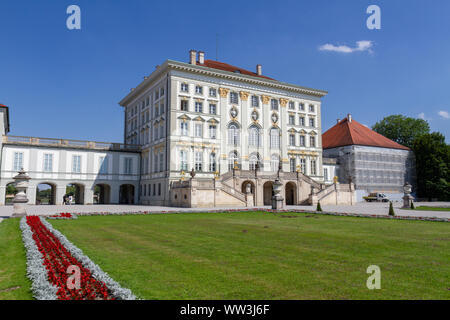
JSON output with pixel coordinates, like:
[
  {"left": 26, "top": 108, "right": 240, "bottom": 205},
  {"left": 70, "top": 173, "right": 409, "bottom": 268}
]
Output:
[
  {"left": 318, "top": 40, "right": 373, "bottom": 53},
  {"left": 438, "top": 110, "right": 450, "bottom": 119},
  {"left": 418, "top": 112, "right": 432, "bottom": 121}
]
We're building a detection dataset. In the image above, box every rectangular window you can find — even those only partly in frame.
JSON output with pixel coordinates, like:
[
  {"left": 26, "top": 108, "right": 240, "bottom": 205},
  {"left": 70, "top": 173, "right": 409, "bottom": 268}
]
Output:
[
  {"left": 300, "top": 135, "right": 305, "bottom": 146},
  {"left": 195, "top": 151, "right": 203, "bottom": 171},
  {"left": 230, "top": 92, "right": 239, "bottom": 104},
  {"left": 209, "top": 88, "right": 216, "bottom": 97},
  {"left": 124, "top": 157, "right": 132, "bottom": 174},
  {"left": 195, "top": 123, "right": 202, "bottom": 137},
  {"left": 153, "top": 184, "right": 156, "bottom": 196},
  {"left": 195, "top": 102, "right": 203, "bottom": 113},
  {"left": 271, "top": 99, "right": 279, "bottom": 110},
  {"left": 299, "top": 103, "right": 305, "bottom": 111},
  {"left": 181, "top": 83, "right": 189, "bottom": 92},
  {"left": 159, "top": 124, "right": 164, "bottom": 138},
  {"left": 300, "top": 158, "right": 306, "bottom": 174},
  {"left": 324, "top": 168, "right": 329, "bottom": 181},
  {"left": 289, "top": 101, "right": 295, "bottom": 110},
  {"left": 289, "top": 115, "right": 295, "bottom": 125},
  {"left": 251, "top": 95, "right": 259, "bottom": 107},
  {"left": 158, "top": 183, "right": 161, "bottom": 196},
  {"left": 180, "top": 151, "right": 188, "bottom": 171},
  {"left": 309, "top": 104, "right": 315, "bottom": 112},
  {"left": 13, "top": 152, "right": 24, "bottom": 171},
  {"left": 299, "top": 117, "right": 305, "bottom": 126},
  {"left": 180, "top": 122, "right": 188, "bottom": 136},
  {"left": 159, "top": 153, "right": 164, "bottom": 172},
  {"left": 99, "top": 156, "right": 108, "bottom": 174},
  {"left": 209, "top": 125, "right": 217, "bottom": 139},
  {"left": 209, "top": 103, "right": 216, "bottom": 115},
  {"left": 289, "top": 134, "right": 296, "bottom": 146},
  {"left": 195, "top": 85, "right": 203, "bottom": 94},
  {"left": 43, "top": 153, "right": 53, "bottom": 172},
  {"left": 290, "top": 158, "right": 296, "bottom": 172},
  {"left": 180, "top": 100, "right": 188, "bottom": 111},
  {"left": 309, "top": 118, "right": 315, "bottom": 127},
  {"left": 72, "top": 155, "right": 81, "bottom": 173},
  {"left": 310, "top": 136, "right": 316, "bottom": 147},
  {"left": 311, "top": 160, "right": 317, "bottom": 175}
]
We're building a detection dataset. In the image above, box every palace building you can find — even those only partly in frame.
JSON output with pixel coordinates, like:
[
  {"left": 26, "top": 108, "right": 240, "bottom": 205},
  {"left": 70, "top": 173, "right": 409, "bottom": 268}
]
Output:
[{"left": 0, "top": 51, "right": 356, "bottom": 207}]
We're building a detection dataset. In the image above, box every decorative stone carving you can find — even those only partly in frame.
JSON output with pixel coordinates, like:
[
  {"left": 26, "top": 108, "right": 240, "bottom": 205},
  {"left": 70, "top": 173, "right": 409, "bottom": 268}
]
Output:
[
  {"left": 261, "top": 95, "right": 270, "bottom": 104},
  {"left": 402, "top": 182, "right": 414, "bottom": 208},
  {"left": 219, "top": 88, "right": 229, "bottom": 98},
  {"left": 271, "top": 113, "right": 278, "bottom": 124},
  {"left": 230, "top": 107, "right": 238, "bottom": 119},
  {"left": 251, "top": 110, "right": 259, "bottom": 121},
  {"left": 11, "top": 169, "right": 31, "bottom": 217},
  {"left": 272, "top": 178, "right": 284, "bottom": 210},
  {"left": 239, "top": 91, "right": 250, "bottom": 101},
  {"left": 280, "top": 98, "right": 288, "bottom": 107}
]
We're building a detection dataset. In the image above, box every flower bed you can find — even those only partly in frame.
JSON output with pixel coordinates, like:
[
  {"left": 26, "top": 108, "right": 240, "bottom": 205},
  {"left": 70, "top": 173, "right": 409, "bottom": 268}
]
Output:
[
  {"left": 47, "top": 212, "right": 77, "bottom": 220},
  {"left": 21, "top": 216, "right": 136, "bottom": 300}
]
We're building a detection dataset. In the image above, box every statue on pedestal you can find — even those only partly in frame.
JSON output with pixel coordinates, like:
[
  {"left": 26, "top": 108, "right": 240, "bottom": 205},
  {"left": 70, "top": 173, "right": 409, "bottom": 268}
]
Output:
[
  {"left": 11, "top": 169, "right": 31, "bottom": 218},
  {"left": 272, "top": 178, "right": 284, "bottom": 210},
  {"left": 402, "top": 182, "right": 414, "bottom": 208}
]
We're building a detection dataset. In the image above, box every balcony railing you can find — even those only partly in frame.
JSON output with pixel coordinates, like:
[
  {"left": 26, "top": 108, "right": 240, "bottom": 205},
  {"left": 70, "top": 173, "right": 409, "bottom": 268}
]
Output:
[{"left": 2, "top": 135, "right": 141, "bottom": 152}]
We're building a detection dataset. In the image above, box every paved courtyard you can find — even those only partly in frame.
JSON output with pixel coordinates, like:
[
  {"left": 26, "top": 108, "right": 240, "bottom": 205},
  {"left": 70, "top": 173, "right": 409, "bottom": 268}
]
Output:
[{"left": 0, "top": 201, "right": 449, "bottom": 219}]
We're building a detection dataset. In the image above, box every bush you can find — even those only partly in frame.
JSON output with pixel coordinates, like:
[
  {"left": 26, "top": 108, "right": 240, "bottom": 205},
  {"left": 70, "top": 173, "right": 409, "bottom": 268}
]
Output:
[
  {"left": 410, "top": 202, "right": 415, "bottom": 210},
  {"left": 316, "top": 202, "right": 322, "bottom": 212},
  {"left": 388, "top": 202, "right": 395, "bottom": 216}
]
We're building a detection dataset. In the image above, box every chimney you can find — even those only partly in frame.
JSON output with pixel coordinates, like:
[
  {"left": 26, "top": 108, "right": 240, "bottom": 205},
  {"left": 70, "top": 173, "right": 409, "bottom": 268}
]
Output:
[
  {"left": 347, "top": 114, "right": 352, "bottom": 123},
  {"left": 256, "top": 64, "right": 262, "bottom": 76},
  {"left": 189, "top": 50, "right": 197, "bottom": 65},
  {"left": 198, "top": 51, "right": 205, "bottom": 64},
  {"left": 336, "top": 118, "right": 340, "bottom": 124}
]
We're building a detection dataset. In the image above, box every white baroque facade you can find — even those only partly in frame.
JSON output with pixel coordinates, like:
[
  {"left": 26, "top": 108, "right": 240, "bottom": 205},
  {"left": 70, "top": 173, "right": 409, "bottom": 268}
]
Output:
[{"left": 120, "top": 51, "right": 329, "bottom": 206}]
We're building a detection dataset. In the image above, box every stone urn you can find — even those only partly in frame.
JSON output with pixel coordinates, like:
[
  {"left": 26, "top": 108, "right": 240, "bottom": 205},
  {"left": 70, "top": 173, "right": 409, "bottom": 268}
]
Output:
[
  {"left": 11, "top": 169, "right": 31, "bottom": 217},
  {"left": 402, "top": 182, "right": 414, "bottom": 208},
  {"left": 272, "top": 178, "right": 284, "bottom": 210}
]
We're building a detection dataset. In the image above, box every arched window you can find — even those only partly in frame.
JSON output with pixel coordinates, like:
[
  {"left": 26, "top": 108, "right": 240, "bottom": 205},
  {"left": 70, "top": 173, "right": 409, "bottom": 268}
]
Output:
[
  {"left": 249, "top": 153, "right": 261, "bottom": 171},
  {"left": 248, "top": 125, "right": 261, "bottom": 147},
  {"left": 271, "top": 154, "right": 280, "bottom": 172},
  {"left": 228, "top": 151, "right": 240, "bottom": 170},
  {"left": 228, "top": 122, "right": 240, "bottom": 146},
  {"left": 270, "top": 128, "right": 280, "bottom": 149}
]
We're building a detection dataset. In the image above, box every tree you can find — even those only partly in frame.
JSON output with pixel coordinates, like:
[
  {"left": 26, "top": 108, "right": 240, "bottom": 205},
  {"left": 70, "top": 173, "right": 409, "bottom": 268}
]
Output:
[
  {"left": 6, "top": 184, "right": 17, "bottom": 195},
  {"left": 388, "top": 202, "right": 395, "bottom": 216},
  {"left": 412, "top": 132, "right": 450, "bottom": 201},
  {"left": 372, "top": 115, "right": 430, "bottom": 149}
]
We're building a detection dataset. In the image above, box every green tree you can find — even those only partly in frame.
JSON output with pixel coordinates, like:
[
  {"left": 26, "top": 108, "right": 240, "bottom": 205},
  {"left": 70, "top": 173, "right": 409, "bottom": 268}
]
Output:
[
  {"left": 6, "top": 184, "right": 17, "bottom": 195},
  {"left": 372, "top": 115, "right": 430, "bottom": 149},
  {"left": 412, "top": 132, "right": 450, "bottom": 201}
]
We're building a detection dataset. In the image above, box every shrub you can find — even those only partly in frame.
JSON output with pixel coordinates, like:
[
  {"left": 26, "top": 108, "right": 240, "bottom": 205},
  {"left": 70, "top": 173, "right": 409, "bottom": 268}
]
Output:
[
  {"left": 316, "top": 202, "right": 322, "bottom": 212},
  {"left": 388, "top": 202, "right": 395, "bottom": 216}
]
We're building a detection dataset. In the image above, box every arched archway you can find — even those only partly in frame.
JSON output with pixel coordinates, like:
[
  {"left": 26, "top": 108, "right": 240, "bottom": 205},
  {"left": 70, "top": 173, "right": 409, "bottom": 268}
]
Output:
[
  {"left": 5, "top": 182, "right": 17, "bottom": 205},
  {"left": 119, "top": 184, "right": 135, "bottom": 204},
  {"left": 263, "top": 181, "right": 274, "bottom": 205},
  {"left": 94, "top": 184, "right": 111, "bottom": 204},
  {"left": 241, "top": 180, "right": 255, "bottom": 194},
  {"left": 285, "top": 182, "right": 297, "bottom": 206},
  {"left": 65, "top": 183, "right": 85, "bottom": 204},
  {"left": 36, "top": 183, "right": 56, "bottom": 205}
]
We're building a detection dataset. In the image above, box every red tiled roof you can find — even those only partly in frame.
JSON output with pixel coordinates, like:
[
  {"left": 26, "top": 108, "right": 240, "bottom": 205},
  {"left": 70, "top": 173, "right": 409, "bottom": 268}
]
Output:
[
  {"left": 0, "top": 103, "right": 6, "bottom": 107},
  {"left": 196, "top": 59, "right": 275, "bottom": 80},
  {"left": 322, "top": 117, "right": 410, "bottom": 150}
]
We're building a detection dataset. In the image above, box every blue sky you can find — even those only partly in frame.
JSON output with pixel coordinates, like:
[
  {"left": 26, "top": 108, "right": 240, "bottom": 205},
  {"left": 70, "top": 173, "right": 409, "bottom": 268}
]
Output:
[{"left": 0, "top": 0, "right": 449, "bottom": 142}]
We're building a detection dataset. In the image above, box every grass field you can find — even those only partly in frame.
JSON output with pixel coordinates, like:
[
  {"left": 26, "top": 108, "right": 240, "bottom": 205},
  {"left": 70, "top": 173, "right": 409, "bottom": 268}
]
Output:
[
  {"left": 414, "top": 206, "right": 450, "bottom": 212},
  {"left": 47, "top": 211, "right": 450, "bottom": 300},
  {"left": 0, "top": 219, "right": 33, "bottom": 300}
]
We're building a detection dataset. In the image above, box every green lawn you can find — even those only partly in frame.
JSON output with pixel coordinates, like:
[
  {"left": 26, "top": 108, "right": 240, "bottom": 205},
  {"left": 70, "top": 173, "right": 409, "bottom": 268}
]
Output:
[
  {"left": 414, "top": 206, "right": 450, "bottom": 212},
  {"left": 0, "top": 219, "right": 33, "bottom": 300},
  {"left": 48, "top": 212, "right": 450, "bottom": 300}
]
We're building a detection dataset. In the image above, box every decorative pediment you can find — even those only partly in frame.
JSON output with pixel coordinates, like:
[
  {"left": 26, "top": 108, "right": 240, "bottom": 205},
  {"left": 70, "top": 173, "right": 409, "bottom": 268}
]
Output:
[
  {"left": 177, "top": 114, "right": 191, "bottom": 121},
  {"left": 207, "top": 118, "right": 219, "bottom": 124},
  {"left": 299, "top": 129, "right": 307, "bottom": 134},
  {"left": 309, "top": 131, "right": 317, "bottom": 136},
  {"left": 288, "top": 128, "right": 297, "bottom": 133},
  {"left": 193, "top": 116, "right": 205, "bottom": 122}
]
